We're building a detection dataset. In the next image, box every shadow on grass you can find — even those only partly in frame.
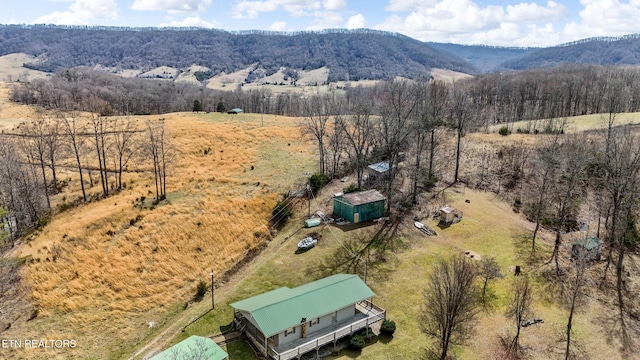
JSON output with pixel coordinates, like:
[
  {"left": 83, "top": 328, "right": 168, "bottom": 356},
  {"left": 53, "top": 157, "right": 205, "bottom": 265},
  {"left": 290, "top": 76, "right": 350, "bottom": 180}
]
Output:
[
  {"left": 306, "top": 215, "right": 406, "bottom": 283},
  {"left": 332, "top": 220, "right": 377, "bottom": 232},
  {"left": 378, "top": 334, "right": 394, "bottom": 344},
  {"left": 295, "top": 245, "right": 315, "bottom": 254},
  {"left": 513, "top": 230, "right": 550, "bottom": 267},
  {"left": 219, "top": 321, "right": 234, "bottom": 333},
  {"left": 225, "top": 340, "right": 256, "bottom": 360}
]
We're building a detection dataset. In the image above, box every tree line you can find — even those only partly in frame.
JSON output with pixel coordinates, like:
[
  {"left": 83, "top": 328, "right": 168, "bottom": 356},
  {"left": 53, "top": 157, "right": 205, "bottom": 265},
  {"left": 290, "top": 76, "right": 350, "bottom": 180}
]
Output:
[
  {"left": 0, "top": 112, "right": 170, "bottom": 243},
  {"left": 298, "top": 69, "right": 640, "bottom": 357}
]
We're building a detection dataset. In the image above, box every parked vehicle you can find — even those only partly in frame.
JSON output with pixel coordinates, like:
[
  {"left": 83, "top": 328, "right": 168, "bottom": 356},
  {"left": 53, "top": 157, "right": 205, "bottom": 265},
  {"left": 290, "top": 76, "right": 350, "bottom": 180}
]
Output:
[{"left": 297, "top": 236, "right": 317, "bottom": 250}]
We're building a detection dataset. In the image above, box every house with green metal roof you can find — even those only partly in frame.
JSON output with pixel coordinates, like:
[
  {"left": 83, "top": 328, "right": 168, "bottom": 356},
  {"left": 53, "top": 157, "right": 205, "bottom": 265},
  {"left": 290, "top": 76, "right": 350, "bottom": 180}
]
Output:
[
  {"left": 150, "top": 335, "right": 228, "bottom": 360},
  {"left": 230, "top": 274, "right": 385, "bottom": 360},
  {"left": 571, "top": 236, "right": 603, "bottom": 261}
]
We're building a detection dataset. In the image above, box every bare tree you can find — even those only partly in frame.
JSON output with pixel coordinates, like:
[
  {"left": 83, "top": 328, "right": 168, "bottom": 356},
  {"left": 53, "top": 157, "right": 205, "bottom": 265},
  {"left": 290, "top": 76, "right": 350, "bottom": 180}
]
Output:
[
  {"left": 58, "top": 111, "right": 88, "bottom": 201},
  {"left": 506, "top": 276, "right": 533, "bottom": 354},
  {"left": 111, "top": 116, "right": 138, "bottom": 189},
  {"left": 422, "top": 254, "right": 479, "bottom": 360},
  {"left": 18, "top": 117, "right": 53, "bottom": 209},
  {"left": 0, "top": 136, "right": 47, "bottom": 238},
  {"left": 564, "top": 250, "right": 588, "bottom": 360},
  {"left": 88, "top": 113, "right": 111, "bottom": 197},
  {"left": 167, "top": 337, "right": 217, "bottom": 360},
  {"left": 302, "top": 94, "right": 334, "bottom": 176},
  {"left": 341, "top": 96, "right": 374, "bottom": 189},
  {"left": 530, "top": 131, "right": 563, "bottom": 252},
  {"left": 479, "top": 256, "right": 503, "bottom": 303},
  {"left": 409, "top": 80, "right": 429, "bottom": 203},
  {"left": 600, "top": 126, "right": 640, "bottom": 347},
  {"left": 145, "top": 120, "right": 171, "bottom": 201},
  {"left": 326, "top": 114, "right": 346, "bottom": 179},
  {"left": 374, "top": 79, "right": 417, "bottom": 208},
  {"left": 548, "top": 135, "right": 590, "bottom": 275},
  {"left": 450, "top": 83, "right": 473, "bottom": 183},
  {"left": 43, "top": 117, "right": 61, "bottom": 192},
  {"left": 426, "top": 80, "right": 449, "bottom": 182}
]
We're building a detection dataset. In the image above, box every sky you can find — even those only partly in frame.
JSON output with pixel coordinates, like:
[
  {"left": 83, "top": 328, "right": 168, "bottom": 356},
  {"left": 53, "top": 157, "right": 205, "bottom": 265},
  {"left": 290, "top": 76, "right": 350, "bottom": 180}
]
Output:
[{"left": 2, "top": 0, "right": 640, "bottom": 47}]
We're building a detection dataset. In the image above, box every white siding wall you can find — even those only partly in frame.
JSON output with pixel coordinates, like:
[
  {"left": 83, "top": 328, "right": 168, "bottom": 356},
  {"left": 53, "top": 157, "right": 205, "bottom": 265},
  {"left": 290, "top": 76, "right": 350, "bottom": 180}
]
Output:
[
  {"left": 277, "top": 325, "right": 301, "bottom": 347},
  {"left": 337, "top": 304, "right": 356, "bottom": 322},
  {"left": 306, "top": 313, "right": 333, "bottom": 336},
  {"left": 258, "top": 304, "right": 359, "bottom": 348}
]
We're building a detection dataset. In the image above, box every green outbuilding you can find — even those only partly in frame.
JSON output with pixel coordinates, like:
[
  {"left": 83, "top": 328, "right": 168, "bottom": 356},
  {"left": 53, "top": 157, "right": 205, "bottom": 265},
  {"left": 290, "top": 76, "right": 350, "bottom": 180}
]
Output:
[
  {"left": 150, "top": 335, "right": 228, "bottom": 360},
  {"left": 333, "top": 189, "right": 386, "bottom": 223}
]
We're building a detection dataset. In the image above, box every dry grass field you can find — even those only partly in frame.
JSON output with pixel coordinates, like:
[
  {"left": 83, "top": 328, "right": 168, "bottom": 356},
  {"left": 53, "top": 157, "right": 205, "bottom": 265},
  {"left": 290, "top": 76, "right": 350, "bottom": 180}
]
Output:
[
  {"left": 486, "top": 112, "right": 640, "bottom": 134},
  {"left": 0, "top": 91, "right": 317, "bottom": 359}
]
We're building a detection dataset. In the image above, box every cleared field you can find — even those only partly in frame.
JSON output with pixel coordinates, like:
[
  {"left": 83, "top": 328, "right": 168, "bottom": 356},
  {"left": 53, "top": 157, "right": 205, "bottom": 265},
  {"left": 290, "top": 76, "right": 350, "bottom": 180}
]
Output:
[{"left": 487, "top": 112, "right": 640, "bottom": 134}]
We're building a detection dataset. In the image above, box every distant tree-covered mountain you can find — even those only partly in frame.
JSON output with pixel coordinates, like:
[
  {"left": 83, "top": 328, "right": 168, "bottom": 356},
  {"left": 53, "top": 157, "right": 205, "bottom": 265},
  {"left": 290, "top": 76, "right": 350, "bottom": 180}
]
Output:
[
  {"left": 497, "top": 34, "right": 640, "bottom": 70},
  {"left": 427, "top": 43, "right": 538, "bottom": 73},
  {"left": 0, "top": 25, "right": 478, "bottom": 81}
]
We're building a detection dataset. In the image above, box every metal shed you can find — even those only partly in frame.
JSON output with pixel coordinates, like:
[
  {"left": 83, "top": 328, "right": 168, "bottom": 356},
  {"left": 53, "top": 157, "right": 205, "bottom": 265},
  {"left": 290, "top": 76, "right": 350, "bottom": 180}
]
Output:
[
  {"left": 333, "top": 189, "right": 386, "bottom": 223},
  {"left": 150, "top": 335, "right": 228, "bottom": 360}
]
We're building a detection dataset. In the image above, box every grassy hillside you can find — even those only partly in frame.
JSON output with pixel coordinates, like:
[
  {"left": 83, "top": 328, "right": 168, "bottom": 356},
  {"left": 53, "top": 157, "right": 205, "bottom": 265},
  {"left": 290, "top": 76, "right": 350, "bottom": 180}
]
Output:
[{"left": 0, "top": 98, "right": 316, "bottom": 359}]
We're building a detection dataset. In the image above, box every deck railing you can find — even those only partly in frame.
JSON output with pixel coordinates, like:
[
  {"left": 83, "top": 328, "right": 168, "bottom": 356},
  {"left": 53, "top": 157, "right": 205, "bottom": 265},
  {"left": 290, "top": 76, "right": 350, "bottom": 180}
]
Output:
[{"left": 271, "top": 301, "right": 386, "bottom": 360}]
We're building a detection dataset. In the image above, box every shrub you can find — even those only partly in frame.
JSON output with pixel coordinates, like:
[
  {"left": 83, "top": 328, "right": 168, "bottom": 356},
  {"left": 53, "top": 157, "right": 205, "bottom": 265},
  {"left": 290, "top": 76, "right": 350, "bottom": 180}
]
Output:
[
  {"left": 343, "top": 183, "right": 359, "bottom": 194},
  {"left": 309, "top": 173, "right": 329, "bottom": 195},
  {"left": 195, "top": 280, "right": 207, "bottom": 300},
  {"left": 349, "top": 334, "right": 365, "bottom": 350},
  {"left": 498, "top": 126, "right": 511, "bottom": 136},
  {"left": 424, "top": 175, "right": 438, "bottom": 189},
  {"left": 380, "top": 319, "right": 396, "bottom": 336},
  {"left": 271, "top": 199, "right": 292, "bottom": 228}
]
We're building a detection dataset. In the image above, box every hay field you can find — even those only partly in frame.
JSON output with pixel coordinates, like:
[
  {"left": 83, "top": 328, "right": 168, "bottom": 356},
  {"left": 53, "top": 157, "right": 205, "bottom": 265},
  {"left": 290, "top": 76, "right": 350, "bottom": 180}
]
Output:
[
  {"left": 0, "top": 100, "right": 316, "bottom": 359},
  {"left": 486, "top": 112, "right": 640, "bottom": 134},
  {"left": 0, "top": 54, "right": 49, "bottom": 82}
]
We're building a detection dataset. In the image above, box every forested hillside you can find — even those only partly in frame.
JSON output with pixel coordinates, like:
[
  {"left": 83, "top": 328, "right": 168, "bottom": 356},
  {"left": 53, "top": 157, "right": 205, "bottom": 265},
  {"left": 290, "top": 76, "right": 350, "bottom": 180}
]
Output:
[
  {"left": 427, "top": 43, "right": 537, "bottom": 72},
  {"left": 0, "top": 25, "right": 477, "bottom": 82},
  {"left": 499, "top": 34, "right": 640, "bottom": 70}
]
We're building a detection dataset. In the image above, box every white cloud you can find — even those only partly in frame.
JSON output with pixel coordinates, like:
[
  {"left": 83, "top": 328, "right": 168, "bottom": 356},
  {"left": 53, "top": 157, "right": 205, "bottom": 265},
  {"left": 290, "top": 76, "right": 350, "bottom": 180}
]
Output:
[
  {"left": 562, "top": 0, "right": 640, "bottom": 40},
  {"left": 233, "top": 0, "right": 321, "bottom": 19},
  {"left": 346, "top": 13, "right": 366, "bottom": 29},
  {"left": 376, "top": 0, "right": 569, "bottom": 46},
  {"left": 131, "top": 0, "right": 212, "bottom": 13},
  {"left": 270, "top": 21, "right": 287, "bottom": 31},
  {"left": 34, "top": 0, "right": 118, "bottom": 25},
  {"left": 306, "top": 10, "right": 342, "bottom": 30},
  {"left": 160, "top": 16, "right": 216, "bottom": 28},
  {"left": 385, "top": 0, "right": 438, "bottom": 12},
  {"left": 322, "top": 0, "right": 346, "bottom": 10},
  {"left": 505, "top": 1, "right": 566, "bottom": 23}
]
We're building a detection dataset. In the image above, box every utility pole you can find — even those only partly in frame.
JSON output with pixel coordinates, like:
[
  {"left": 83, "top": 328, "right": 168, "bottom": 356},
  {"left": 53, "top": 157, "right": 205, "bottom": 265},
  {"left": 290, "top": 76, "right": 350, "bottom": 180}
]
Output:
[
  {"left": 209, "top": 269, "right": 215, "bottom": 310},
  {"left": 307, "top": 184, "right": 311, "bottom": 218}
]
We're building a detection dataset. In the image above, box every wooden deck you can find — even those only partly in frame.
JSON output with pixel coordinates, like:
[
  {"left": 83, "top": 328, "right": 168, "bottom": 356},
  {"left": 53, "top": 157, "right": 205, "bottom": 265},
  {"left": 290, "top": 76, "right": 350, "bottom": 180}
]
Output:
[{"left": 268, "top": 301, "right": 386, "bottom": 360}]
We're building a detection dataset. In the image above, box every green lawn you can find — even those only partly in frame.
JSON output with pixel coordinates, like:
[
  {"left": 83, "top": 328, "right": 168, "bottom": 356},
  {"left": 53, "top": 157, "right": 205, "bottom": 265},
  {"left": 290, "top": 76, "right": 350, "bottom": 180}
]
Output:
[{"left": 156, "top": 184, "right": 616, "bottom": 360}]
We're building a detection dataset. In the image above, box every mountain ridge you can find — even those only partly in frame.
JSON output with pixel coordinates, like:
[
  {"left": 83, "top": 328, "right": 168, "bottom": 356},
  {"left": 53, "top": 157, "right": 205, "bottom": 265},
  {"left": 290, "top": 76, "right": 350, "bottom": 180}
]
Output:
[{"left": 2, "top": 24, "right": 640, "bottom": 81}]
